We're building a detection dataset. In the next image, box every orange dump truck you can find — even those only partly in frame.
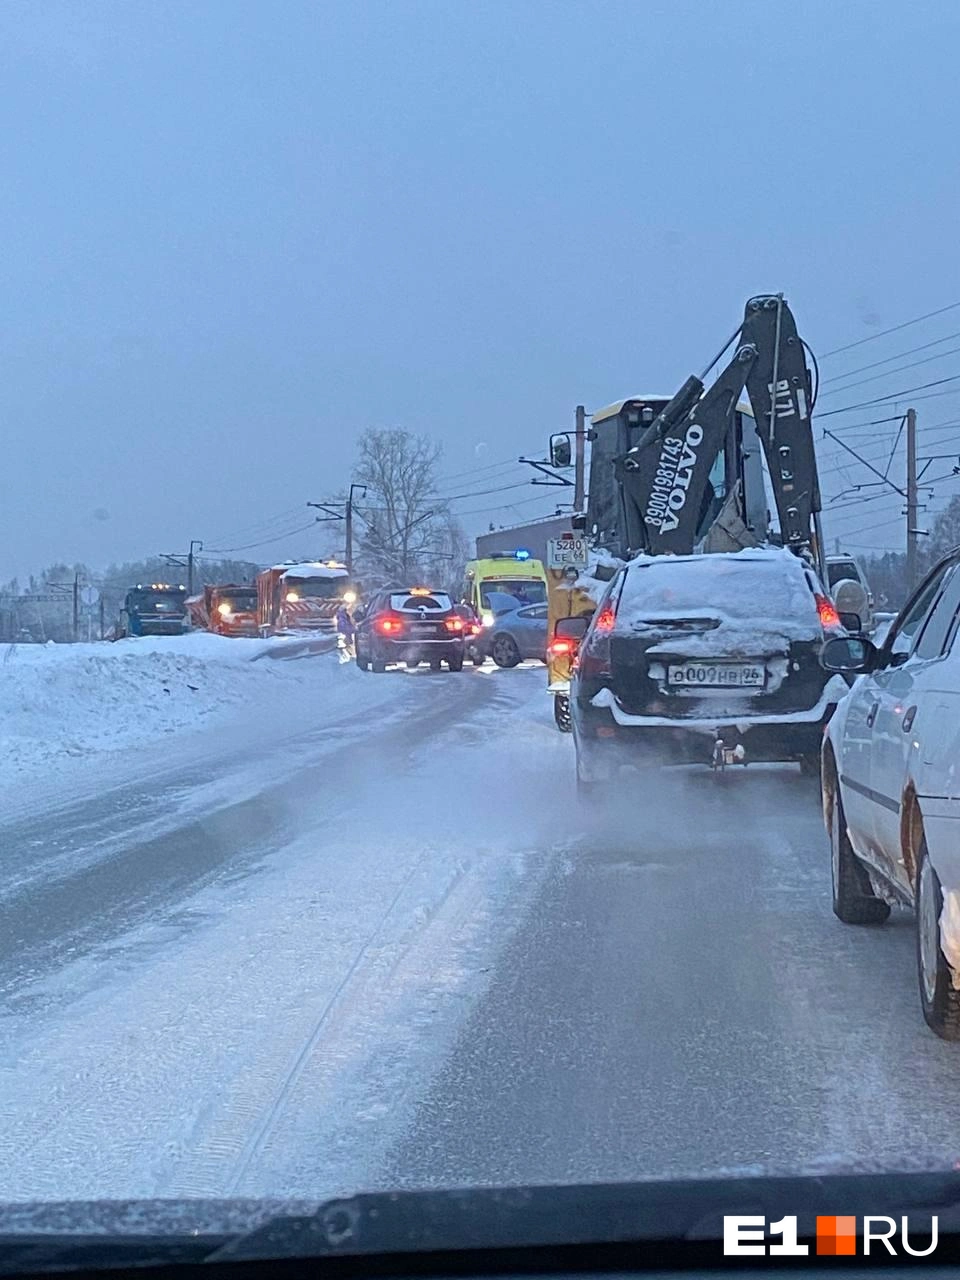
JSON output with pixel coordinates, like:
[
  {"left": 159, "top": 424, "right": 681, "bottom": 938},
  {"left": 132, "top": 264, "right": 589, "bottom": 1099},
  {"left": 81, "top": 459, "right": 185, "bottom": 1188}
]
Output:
[
  {"left": 256, "top": 560, "right": 355, "bottom": 636},
  {"left": 187, "top": 584, "right": 258, "bottom": 636}
]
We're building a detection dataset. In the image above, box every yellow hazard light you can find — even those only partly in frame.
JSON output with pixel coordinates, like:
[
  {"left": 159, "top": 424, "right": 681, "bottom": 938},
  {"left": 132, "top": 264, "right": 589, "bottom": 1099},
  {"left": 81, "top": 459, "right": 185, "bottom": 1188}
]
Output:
[
  {"left": 410, "top": 587, "right": 431, "bottom": 596},
  {"left": 285, "top": 590, "right": 300, "bottom": 602}
]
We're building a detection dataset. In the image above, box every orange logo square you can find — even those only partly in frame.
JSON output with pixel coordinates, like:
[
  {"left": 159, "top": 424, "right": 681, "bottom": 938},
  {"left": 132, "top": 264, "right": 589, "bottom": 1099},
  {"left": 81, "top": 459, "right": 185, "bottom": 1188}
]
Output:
[{"left": 816, "top": 1215, "right": 857, "bottom": 1255}]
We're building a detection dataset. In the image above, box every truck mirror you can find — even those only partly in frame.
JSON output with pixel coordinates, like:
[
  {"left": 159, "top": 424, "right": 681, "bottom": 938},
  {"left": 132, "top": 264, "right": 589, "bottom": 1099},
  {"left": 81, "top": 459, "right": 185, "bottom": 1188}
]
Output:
[{"left": 549, "top": 432, "right": 572, "bottom": 469}]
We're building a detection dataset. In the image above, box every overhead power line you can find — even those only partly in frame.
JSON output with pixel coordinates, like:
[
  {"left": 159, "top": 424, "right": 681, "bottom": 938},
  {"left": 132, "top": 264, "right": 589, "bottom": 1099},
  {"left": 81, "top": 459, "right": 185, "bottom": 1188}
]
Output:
[
  {"left": 818, "top": 344, "right": 960, "bottom": 398},
  {"left": 815, "top": 373, "right": 960, "bottom": 418},
  {"left": 821, "top": 330, "right": 960, "bottom": 385},
  {"left": 820, "top": 301, "right": 960, "bottom": 359},
  {"left": 203, "top": 504, "right": 311, "bottom": 550},
  {"left": 204, "top": 520, "right": 324, "bottom": 554}
]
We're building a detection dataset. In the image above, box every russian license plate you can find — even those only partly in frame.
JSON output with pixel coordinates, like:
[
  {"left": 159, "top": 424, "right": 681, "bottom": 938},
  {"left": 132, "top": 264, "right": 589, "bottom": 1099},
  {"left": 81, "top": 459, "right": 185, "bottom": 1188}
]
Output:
[
  {"left": 412, "top": 624, "right": 439, "bottom": 636},
  {"left": 667, "top": 662, "right": 765, "bottom": 688}
]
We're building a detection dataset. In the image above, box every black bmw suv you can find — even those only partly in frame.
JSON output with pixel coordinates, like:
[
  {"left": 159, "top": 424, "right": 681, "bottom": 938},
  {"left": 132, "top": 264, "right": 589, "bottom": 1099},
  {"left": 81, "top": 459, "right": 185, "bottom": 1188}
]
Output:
[
  {"left": 354, "top": 587, "right": 466, "bottom": 672},
  {"left": 570, "top": 549, "right": 851, "bottom": 784}
]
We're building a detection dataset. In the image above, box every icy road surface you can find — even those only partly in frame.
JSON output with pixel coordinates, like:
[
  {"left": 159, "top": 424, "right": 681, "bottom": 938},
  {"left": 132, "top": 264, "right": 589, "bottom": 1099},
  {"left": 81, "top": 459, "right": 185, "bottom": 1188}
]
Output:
[{"left": 2, "top": 659, "right": 959, "bottom": 1202}]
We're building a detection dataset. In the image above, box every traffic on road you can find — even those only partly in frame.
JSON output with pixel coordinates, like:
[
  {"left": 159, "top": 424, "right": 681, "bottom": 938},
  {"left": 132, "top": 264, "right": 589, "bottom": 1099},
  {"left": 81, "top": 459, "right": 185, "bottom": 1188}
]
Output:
[{"left": 7, "top": 5, "right": 960, "bottom": 1270}]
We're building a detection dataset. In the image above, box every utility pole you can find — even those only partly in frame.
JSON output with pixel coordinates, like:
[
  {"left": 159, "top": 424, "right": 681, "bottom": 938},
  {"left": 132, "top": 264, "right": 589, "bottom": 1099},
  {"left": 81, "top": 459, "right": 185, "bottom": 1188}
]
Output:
[
  {"left": 906, "top": 407, "right": 918, "bottom": 591},
  {"left": 73, "top": 573, "right": 79, "bottom": 642},
  {"left": 188, "top": 540, "right": 202, "bottom": 595},
  {"left": 574, "top": 404, "right": 586, "bottom": 512},
  {"left": 346, "top": 483, "right": 366, "bottom": 576}
]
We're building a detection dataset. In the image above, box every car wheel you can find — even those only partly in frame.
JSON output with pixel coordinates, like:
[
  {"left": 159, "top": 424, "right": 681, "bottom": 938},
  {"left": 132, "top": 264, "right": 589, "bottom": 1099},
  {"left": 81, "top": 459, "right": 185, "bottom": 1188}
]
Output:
[
  {"left": 430, "top": 658, "right": 442, "bottom": 671},
  {"left": 830, "top": 788, "right": 890, "bottom": 925},
  {"left": 554, "top": 694, "right": 572, "bottom": 733},
  {"left": 372, "top": 659, "right": 387, "bottom": 674},
  {"left": 470, "top": 651, "right": 485, "bottom": 666},
  {"left": 447, "top": 655, "right": 464, "bottom": 672},
  {"left": 406, "top": 658, "right": 419, "bottom": 669},
  {"left": 916, "top": 841, "right": 960, "bottom": 1039},
  {"left": 491, "top": 635, "right": 520, "bottom": 668}
]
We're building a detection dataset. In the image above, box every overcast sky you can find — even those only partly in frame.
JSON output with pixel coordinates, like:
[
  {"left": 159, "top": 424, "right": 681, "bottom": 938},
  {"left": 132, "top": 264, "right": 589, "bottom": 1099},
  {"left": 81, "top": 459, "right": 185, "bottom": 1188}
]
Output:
[{"left": 2, "top": 0, "right": 959, "bottom": 580}]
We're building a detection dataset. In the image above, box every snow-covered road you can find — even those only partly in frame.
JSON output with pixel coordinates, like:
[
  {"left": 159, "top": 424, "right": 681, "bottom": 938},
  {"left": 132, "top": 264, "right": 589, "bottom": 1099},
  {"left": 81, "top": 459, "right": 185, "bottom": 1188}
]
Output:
[
  {"left": 0, "top": 659, "right": 573, "bottom": 1201},
  {"left": 2, "top": 653, "right": 959, "bottom": 1204}
]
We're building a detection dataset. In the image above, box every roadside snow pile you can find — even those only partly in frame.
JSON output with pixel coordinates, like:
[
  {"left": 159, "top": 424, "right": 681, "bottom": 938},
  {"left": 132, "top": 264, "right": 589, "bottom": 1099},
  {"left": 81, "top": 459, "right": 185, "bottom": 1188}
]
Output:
[{"left": 0, "top": 633, "right": 342, "bottom": 781}]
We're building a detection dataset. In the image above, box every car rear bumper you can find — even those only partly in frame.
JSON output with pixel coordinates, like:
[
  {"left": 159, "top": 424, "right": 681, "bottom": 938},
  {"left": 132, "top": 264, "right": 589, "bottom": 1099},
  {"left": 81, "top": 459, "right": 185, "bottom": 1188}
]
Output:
[
  {"left": 371, "top": 639, "right": 463, "bottom": 663},
  {"left": 572, "top": 679, "right": 847, "bottom": 771}
]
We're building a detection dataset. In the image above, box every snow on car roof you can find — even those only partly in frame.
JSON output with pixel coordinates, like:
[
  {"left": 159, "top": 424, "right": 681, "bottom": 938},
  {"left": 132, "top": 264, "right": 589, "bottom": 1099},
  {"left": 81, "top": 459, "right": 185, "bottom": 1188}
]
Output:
[
  {"left": 617, "top": 548, "right": 820, "bottom": 649},
  {"left": 273, "top": 561, "right": 348, "bottom": 580}
]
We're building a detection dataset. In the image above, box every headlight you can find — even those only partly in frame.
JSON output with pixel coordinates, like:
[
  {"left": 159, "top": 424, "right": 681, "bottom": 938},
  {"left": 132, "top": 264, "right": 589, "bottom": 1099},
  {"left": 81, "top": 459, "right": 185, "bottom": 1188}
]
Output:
[
  {"left": 481, "top": 611, "right": 495, "bottom": 628},
  {"left": 217, "top": 602, "right": 232, "bottom": 616},
  {"left": 343, "top": 590, "right": 357, "bottom": 604},
  {"left": 285, "top": 591, "right": 300, "bottom": 602}
]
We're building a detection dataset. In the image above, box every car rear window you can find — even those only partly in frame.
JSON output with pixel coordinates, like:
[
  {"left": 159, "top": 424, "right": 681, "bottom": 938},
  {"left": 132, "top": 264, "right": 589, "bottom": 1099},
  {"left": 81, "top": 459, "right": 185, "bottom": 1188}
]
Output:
[
  {"left": 390, "top": 593, "right": 451, "bottom": 612},
  {"left": 827, "top": 560, "right": 861, "bottom": 588},
  {"left": 617, "top": 555, "right": 817, "bottom": 626}
]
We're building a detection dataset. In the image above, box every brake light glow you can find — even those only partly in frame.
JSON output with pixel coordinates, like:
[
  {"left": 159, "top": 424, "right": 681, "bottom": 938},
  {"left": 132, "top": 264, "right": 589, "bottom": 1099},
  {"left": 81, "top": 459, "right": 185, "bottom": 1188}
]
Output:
[
  {"left": 377, "top": 614, "right": 404, "bottom": 634},
  {"left": 816, "top": 594, "right": 840, "bottom": 629},
  {"left": 594, "top": 604, "right": 616, "bottom": 632},
  {"left": 444, "top": 616, "right": 464, "bottom": 632},
  {"left": 548, "top": 637, "right": 576, "bottom": 657}
]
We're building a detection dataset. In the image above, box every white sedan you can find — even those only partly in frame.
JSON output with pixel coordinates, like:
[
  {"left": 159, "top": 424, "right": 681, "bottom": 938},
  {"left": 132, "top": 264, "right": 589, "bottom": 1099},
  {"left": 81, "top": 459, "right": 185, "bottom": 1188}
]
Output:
[{"left": 821, "top": 549, "right": 960, "bottom": 1039}]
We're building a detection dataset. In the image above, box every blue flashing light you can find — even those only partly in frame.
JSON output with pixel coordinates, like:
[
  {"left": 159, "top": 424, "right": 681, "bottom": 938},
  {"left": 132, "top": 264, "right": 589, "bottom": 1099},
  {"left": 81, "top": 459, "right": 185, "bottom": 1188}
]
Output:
[{"left": 515, "top": 548, "right": 531, "bottom": 561}]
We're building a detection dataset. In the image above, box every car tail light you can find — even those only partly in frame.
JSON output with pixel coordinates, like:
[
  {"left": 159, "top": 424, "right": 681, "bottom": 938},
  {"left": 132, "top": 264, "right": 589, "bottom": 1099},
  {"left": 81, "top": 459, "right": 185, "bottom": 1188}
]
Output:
[
  {"left": 548, "top": 637, "right": 577, "bottom": 658},
  {"left": 815, "top": 594, "right": 841, "bottom": 630},
  {"left": 444, "top": 616, "right": 464, "bottom": 632},
  {"left": 377, "top": 613, "right": 404, "bottom": 634},
  {"left": 594, "top": 604, "right": 616, "bottom": 632}
]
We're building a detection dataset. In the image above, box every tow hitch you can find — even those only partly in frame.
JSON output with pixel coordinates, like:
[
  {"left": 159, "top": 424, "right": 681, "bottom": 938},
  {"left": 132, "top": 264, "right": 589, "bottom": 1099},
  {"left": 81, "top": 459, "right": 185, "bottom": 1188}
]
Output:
[{"left": 711, "top": 731, "right": 747, "bottom": 771}]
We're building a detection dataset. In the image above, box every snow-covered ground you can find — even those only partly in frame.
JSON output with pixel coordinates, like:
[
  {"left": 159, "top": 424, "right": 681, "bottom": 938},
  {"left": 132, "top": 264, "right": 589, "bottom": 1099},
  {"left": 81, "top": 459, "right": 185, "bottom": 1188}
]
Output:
[{"left": 0, "top": 634, "right": 391, "bottom": 803}]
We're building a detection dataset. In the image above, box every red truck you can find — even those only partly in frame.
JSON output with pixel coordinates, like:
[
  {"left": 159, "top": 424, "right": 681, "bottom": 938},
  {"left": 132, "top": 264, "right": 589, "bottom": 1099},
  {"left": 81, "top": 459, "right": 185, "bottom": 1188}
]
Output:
[
  {"left": 256, "top": 561, "right": 355, "bottom": 636},
  {"left": 187, "top": 584, "right": 259, "bottom": 637}
]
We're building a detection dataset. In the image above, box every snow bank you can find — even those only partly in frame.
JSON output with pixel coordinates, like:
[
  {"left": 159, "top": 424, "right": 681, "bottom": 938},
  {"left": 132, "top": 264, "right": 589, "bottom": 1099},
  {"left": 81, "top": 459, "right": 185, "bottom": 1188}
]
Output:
[{"left": 0, "top": 633, "right": 343, "bottom": 784}]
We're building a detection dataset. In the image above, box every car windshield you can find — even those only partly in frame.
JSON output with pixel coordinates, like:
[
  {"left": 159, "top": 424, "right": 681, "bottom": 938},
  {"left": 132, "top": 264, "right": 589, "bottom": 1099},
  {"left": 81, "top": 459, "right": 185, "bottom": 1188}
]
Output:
[
  {"left": 132, "top": 592, "right": 185, "bottom": 613},
  {"left": 8, "top": 0, "right": 960, "bottom": 1255},
  {"left": 284, "top": 578, "right": 343, "bottom": 598}
]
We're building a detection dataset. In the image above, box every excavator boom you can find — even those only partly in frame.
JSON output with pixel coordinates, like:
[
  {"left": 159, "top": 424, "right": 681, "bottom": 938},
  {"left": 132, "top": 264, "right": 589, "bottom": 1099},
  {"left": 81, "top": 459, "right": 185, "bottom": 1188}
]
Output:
[{"left": 613, "top": 295, "right": 820, "bottom": 560}]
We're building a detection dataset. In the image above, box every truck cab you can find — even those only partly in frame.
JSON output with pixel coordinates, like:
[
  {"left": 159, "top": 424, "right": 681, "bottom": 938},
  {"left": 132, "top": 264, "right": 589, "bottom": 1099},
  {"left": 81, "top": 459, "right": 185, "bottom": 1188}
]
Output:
[{"left": 117, "top": 584, "right": 189, "bottom": 638}]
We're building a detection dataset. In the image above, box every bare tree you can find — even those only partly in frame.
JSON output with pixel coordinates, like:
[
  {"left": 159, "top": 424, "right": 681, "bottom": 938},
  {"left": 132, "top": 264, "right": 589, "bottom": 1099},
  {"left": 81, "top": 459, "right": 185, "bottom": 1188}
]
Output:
[{"left": 352, "top": 428, "right": 468, "bottom": 588}]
